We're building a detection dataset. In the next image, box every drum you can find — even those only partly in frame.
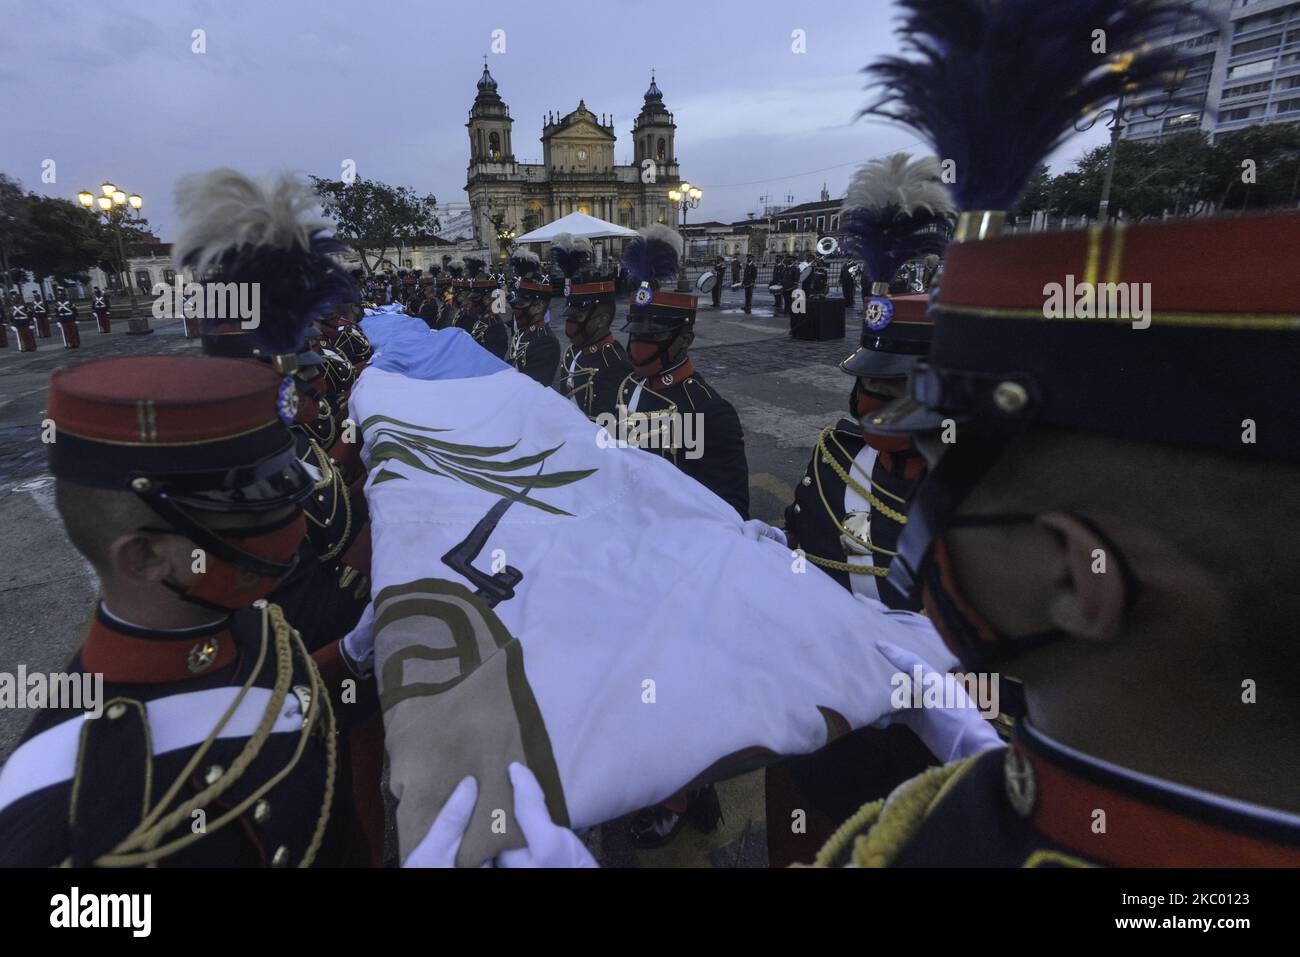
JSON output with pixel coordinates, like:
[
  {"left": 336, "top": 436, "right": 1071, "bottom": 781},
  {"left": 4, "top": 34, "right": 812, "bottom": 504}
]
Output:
[{"left": 696, "top": 271, "right": 718, "bottom": 294}]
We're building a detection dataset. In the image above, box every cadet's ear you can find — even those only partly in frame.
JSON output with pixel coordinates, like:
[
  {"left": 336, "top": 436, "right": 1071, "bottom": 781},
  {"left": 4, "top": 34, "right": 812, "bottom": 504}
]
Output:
[
  {"left": 1036, "top": 512, "right": 1127, "bottom": 642},
  {"left": 109, "top": 531, "right": 183, "bottom": 585}
]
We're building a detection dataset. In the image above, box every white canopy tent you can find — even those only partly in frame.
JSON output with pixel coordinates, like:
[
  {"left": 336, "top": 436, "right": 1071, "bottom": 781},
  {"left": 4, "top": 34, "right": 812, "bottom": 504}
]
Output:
[{"left": 512, "top": 211, "right": 638, "bottom": 244}]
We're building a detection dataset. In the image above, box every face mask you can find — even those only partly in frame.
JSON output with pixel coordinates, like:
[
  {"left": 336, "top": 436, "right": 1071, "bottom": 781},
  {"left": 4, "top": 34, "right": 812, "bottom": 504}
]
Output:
[
  {"left": 918, "top": 512, "right": 1139, "bottom": 671},
  {"left": 628, "top": 335, "right": 678, "bottom": 377},
  {"left": 151, "top": 512, "right": 306, "bottom": 612},
  {"left": 851, "top": 380, "right": 912, "bottom": 453}
]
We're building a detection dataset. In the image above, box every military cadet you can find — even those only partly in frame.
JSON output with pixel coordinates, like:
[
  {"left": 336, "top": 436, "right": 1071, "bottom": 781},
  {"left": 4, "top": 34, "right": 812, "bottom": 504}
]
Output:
[
  {"left": 91, "top": 286, "right": 112, "bottom": 333},
  {"left": 618, "top": 224, "right": 750, "bottom": 520},
  {"left": 771, "top": 255, "right": 785, "bottom": 312},
  {"left": 612, "top": 224, "right": 751, "bottom": 846},
  {"left": 800, "top": 0, "right": 1300, "bottom": 869},
  {"left": 742, "top": 253, "right": 757, "bottom": 314},
  {"left": 766, "top": 153, "right": 954, "bottom": 867},
  {"left": 730, "top": 256, "right": 741, "bottom": 287},
  {"left": 30, "top": 292, "right": 51, "bottom": 338},
  {"left": 416, "top": 275, "right": 440, "bottom": 329},
  {"left": 506, "top": 250, "right": 560, "bottom": 387},
  {"left": 439, "top": 259, "right": 465, "bottom": 330},
  {"left": 461, "top": 256, "right": 509, "bottom": 359},
  {"left": 8, "top": 292, "right": 36, "bottom": 352},
  {"left": 0, "top": 353, "right": 382, "bottom": 868},
  {"left": 54, "top": 288, "right": 81, "bottom": 349},
  {"left": 710, "top": 254, "right": 724, "bottom": 309},
  {"left": 175, "top": 171, "right": 372, "bottom": 654},
  {"left": 553, "top": 232, "right": 632, "bottom": 421}
]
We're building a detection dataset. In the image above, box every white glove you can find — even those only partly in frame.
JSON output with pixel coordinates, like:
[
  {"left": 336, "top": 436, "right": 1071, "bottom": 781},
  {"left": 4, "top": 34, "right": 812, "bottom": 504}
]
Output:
[
  {"left": 870, "top": 639, "right": 1002, "bottom": 763},
  {"left": 494, "top": 763, "right": 598, "bottom": 868},
  {"left": 340, "top": 602, "right": 376, "bottom": 677},
  {"left": 741, "top": 518, "right": 788, "bottom": 548},
  {"left": 402, "top": 764, "right": 598, "bottom": 868},
  {"left": 403, "top": 775, "right": 478, "bottom": 868}
]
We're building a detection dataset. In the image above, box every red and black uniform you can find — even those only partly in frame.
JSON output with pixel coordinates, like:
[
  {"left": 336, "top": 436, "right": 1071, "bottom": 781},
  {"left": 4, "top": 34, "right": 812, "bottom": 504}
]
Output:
[
  {"left": 0, "top": 602, "right": 380, "bottom": 867},
  {"left": 616, "top": 361, "right": 750, "bottom": 521},
  {"left": 813, "top": 720, "right": 1300, "bottom": 868},
  {"left": 508, "top": 276, "right": 561, "bottom": 388}
]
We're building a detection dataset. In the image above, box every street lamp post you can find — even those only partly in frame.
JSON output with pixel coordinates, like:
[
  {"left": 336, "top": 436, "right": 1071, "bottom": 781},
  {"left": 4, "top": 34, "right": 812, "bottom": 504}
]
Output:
[
  {"left": 668, "top": 182, "right": 702, "bottom": 291},
  {"left": 1075, "top": 66, "right": 1190, "bottom": 222},
  {"left": 78, "top": 182, "right": 150, "bottom": 334}
]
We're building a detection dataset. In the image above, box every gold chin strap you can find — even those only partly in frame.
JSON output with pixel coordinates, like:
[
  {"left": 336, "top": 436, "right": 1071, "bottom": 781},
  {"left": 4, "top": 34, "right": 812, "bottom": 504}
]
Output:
[{"left": 70, "top": 601, "right": 336, "bottom": 868}]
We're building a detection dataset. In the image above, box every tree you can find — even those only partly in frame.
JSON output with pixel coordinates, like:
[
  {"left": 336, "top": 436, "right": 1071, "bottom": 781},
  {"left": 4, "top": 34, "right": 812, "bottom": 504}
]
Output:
[
  {"left": 0, "top": 174, "right": 30, "bottom": 303},
  {"left": 1209, "top": 124, "right": 1300, "bottom": 213},
  {"left": 310, "top": 176, "right": 440, "bottom": 273},
  {"left": 12, "top": 195, "right": 123, "bottom": 288},
  {"left": 1013, "top": 165, "right": 1052, "bottom": 224}
]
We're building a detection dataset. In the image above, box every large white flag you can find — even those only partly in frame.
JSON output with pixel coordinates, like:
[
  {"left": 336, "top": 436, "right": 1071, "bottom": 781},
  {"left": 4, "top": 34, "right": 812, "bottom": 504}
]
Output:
[{"left": 351, "top": 313, "right": 956, "bottom": 866}]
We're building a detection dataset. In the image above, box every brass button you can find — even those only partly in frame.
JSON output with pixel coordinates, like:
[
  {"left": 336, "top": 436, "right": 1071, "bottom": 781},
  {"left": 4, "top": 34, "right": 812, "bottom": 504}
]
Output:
[
  {"left": 792, "top": 504, "right": 801, "bottom": 514},
  {"left": 204, "top": 764, "right": 224, "bottom": 786},
  {"left": 1003, "top": 748, "right": 1037, "bottom": 818},
  {"left": 992, "top": 380, "right": 1029, "bottom": 414},
  {"left": 106, "top": 702, "right": 127, "bottom": 720},
  {"left": 801, "top": 476, "right": 811, "bottom": 487},
  {"left": 271, "top": 845, "right": 290, "bottom": 868},
  {"left": 253, "top": 800, "right": 271, "bottom": 826}
]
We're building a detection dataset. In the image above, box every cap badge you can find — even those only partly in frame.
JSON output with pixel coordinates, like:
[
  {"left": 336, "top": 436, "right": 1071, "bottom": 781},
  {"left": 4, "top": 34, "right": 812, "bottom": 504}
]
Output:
[
  {"left": 276, "top": 377, "right": 299, "bottom": 424},
  {"left": 865, "top": 296, "right": 894, "bottom": 331},
  {"left": 187, "top": 638, "right": 220, "bottom": 674},
  {"left": 634, "top": 282, "right": 653, "bottom": 307},
  {"left": 1004, "top": 748, "right": 1038, "bottom": 818}
]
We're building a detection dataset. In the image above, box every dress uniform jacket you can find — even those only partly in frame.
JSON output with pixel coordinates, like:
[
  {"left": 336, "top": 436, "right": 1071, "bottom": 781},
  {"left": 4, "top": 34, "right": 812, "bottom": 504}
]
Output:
[
  {"left": 0, "top": 601, "right": 380, "bottom": 867},
  {"left": 562, "top": 336, "right": 633, "bottom": 421},
  {"left": 510, "top": 322, "right": 561, "bottom": 388},
  {"left": 808, "top": 719, "right": 1300, "bottom": 868},
  {"left": 468, "top": 313, "right": 510, "bottom": 360},
  {"left": 617, "top": 363, "right": 750, "bottom": 520},
  {"left": 783, "top": 419, "right": 924, "bottom": 612}
]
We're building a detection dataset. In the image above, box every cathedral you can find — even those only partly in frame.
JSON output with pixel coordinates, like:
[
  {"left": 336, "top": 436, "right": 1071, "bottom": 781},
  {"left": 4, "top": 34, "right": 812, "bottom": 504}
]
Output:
[{"left": 465, "top": 64, "right": 685, "bottom": 254}]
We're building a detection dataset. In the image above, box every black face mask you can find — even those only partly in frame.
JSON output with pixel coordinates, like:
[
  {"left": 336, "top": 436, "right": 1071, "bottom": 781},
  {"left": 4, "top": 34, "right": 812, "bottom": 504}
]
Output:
[{"left": 919, "top": 512, "right": 1142, "bottom": 672}]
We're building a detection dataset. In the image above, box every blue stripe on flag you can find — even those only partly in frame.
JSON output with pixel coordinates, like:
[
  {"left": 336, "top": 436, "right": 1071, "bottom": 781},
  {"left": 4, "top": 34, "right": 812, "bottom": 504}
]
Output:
[{"left": 360, "top": 314, "right": 508, "bottom": 380}]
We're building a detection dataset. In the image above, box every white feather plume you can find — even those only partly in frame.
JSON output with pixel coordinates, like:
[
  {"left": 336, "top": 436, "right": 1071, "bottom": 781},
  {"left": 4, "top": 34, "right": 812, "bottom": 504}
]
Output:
[
  {"left": 550, "top": 232, "right": 592, "bottom": 256},
  {"left": 173, "top": 169, "right": 326, "bottom": 275},
  {"left": 636, "top": 222, "right": 684, "bottom": 256},
  {"left": 843, "top": 153, "right": 955, "bottom": 217}
]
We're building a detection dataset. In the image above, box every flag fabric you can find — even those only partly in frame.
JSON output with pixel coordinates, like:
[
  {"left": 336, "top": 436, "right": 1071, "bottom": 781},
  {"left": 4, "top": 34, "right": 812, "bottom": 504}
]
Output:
[{"left": 352, "top": 313, "right": 957, "bottom": 867}]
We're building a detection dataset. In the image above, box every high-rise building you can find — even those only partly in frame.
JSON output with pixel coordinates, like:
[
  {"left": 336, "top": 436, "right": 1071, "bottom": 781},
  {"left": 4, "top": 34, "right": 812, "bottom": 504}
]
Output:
[{"left": 1124, "top": 0, "right": 1300, "bottom": 142}]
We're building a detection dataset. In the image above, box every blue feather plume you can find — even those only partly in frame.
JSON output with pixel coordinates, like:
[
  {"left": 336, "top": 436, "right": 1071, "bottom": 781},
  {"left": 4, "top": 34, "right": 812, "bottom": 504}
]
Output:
[
  {"left": 621, "top": 224, "right": 682, "bottom": 289},
  {"left": 861, "top": 0, "right": 1216, "bottom": 211},
  {"left": 550, "top": 233, "right": 592, "bottom": 279}
]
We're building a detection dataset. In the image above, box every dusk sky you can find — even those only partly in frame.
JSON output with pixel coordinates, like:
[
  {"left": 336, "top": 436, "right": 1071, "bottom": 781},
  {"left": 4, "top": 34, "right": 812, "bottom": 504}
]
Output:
[{"left": 4, "top": 0, "right": 1108, "bottom": 240}]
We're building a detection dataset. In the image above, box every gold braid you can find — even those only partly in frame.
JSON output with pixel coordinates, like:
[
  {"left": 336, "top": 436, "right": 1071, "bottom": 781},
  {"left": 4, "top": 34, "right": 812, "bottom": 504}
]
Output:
[
  {"left": 301, "top": 441, "right": 353, "bottom": 562},
  {"left": 74, "top": 602, "right": 336, "bottom": 867},
  {"left": 803, "top": 759, "right": 974, "bottom": 868},
  {"left": 815, "top": 429, "right": 909, "bottom": 525},
  {"left": 799, "top": 428, "right": 894, "bottom": 576}
]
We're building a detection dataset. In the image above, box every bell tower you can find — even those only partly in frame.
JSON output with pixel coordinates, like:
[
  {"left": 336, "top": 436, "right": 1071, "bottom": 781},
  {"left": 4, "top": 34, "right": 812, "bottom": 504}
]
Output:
[
  {"left": 467, "top": 60, "right": 514, "bottom": 163},
  {"left": 632, "top": 71, "right": 678, "bottom": 181}
]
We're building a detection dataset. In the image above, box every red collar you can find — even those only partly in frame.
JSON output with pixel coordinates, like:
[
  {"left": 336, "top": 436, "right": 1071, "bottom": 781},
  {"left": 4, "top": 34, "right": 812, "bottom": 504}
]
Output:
[
  {"left": 584, "top": 335, "right": 614, "bottom": 354},
  {"left": 876, "top": 446, "right": 925, "bottom": 481},
  {"left": 82, "top": 608, "right": 239, "bottom": 684},
  {"left": 643, "top": 360, "right": 694, "bottom": 392},
  {"left": 1012, "top": 722, "right": 1300, "bottom": 867}
]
